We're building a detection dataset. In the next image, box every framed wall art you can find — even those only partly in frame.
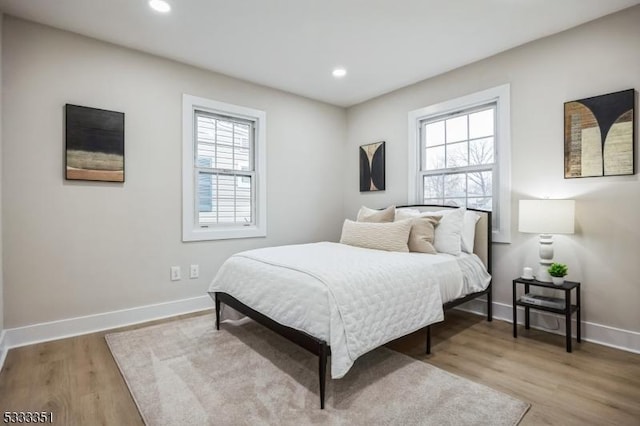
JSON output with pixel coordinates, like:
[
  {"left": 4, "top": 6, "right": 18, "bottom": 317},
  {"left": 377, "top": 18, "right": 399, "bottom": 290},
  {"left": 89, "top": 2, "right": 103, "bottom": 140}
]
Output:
[
  {"left": 359, "top": 141, "right": 385, "bottom": 192},
  {"left": 65, "top": 104, "right": 125, "bottom": 182},
  {"left": 564, "top": 89, "right": 635, "bottom": 178}
]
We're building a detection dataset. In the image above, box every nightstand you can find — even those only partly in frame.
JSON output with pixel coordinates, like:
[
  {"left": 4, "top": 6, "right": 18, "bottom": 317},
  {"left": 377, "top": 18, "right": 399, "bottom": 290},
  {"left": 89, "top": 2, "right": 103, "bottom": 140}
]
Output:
[{"left": 512, "top": 277, "right": 581, "bottom": 352}]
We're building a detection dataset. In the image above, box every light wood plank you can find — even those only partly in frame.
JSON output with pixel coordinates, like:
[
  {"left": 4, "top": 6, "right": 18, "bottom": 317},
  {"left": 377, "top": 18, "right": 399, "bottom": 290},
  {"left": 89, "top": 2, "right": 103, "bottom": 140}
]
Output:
[{"left": 387, "top": 310, "right": 640, "bottom": 425}]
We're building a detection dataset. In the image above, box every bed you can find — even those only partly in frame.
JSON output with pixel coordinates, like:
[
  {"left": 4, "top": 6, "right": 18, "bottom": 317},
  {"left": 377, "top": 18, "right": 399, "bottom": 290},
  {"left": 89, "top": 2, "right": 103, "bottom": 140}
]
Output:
[{"left": 208, "top": 205, "right": 492, "bottom": 409}]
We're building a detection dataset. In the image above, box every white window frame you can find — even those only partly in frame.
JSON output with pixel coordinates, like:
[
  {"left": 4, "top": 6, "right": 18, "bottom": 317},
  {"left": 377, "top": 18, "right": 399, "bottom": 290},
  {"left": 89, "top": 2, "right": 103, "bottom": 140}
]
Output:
[
  {"left": 182, "top": 94, "right": 267, "bottom": 241},
  {"left": 408, "top": 84, "right": 511, "bottom": 243}
]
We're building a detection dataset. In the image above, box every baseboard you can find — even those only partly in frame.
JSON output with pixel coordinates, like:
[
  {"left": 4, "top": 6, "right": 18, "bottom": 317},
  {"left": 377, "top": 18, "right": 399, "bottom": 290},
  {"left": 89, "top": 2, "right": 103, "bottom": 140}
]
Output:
[
  {"left": 2, "top": 295, "right": 637, "bottom": 374},
  {"left": 0, "top": 330, "right": 8, "bottom": 373},
  {"left": 2, "top": 295, "right": 214, "bottom": 353},
  {"left": 457, "top": 298, "right": 640, "bottom": 354}
]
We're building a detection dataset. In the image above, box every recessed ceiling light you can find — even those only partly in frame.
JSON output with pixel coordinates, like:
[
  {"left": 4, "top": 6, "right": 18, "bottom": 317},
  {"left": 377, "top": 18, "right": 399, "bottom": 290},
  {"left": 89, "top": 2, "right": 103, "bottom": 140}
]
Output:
[
  {"left": 149, "top": 0, "right": 171, "bottom": 13},
  {"left": 332, "top": 68, "right": 347, "bottom": 78}
]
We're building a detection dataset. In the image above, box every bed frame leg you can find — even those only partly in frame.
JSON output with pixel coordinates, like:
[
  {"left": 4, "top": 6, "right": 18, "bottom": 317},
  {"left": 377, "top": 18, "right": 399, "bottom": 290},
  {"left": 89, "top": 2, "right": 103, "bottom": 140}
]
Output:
[
  {"left": 487, "top": 284, "right": 493, "bottom": 322},
  {"left": 425, "top": 325, "right": 431, "bottom": 355},
  {"left": 214, "top": 292, "right": 221, "bottom": 330},
  {"left": 319, "top": 343, "right": 328, "bottom": 409}
]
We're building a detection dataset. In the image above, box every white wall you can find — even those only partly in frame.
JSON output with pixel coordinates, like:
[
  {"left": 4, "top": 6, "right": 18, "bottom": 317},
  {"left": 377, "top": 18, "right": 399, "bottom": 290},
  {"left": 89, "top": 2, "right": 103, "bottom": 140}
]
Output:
[
  {"left": 3, "top": 7, "right": 640, "bottom": 340},
  {"left": 2, "top": 17, "right": 346, "bottom": 328},
  {"left": 0, "top": 13, "right": 3, "bottom": 333},
  {"left": 345, "top": 7, "right": 640, "bottom": 333}
]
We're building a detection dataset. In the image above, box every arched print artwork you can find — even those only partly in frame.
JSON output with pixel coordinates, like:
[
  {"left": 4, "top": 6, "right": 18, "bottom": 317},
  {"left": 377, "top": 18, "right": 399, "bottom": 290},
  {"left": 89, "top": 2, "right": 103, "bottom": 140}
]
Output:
[
  {"left": 359, "top": 141, "right": 386, "bottom": 191},
  {"left": 564, "top": 89, "right": 635, "bottom": 178}
]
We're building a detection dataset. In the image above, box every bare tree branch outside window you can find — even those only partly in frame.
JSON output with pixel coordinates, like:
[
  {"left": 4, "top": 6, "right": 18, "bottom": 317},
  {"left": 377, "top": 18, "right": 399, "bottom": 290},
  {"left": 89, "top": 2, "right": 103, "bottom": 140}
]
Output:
[{"left": 421, "top": 106, "right": 495, "bottom": 210}]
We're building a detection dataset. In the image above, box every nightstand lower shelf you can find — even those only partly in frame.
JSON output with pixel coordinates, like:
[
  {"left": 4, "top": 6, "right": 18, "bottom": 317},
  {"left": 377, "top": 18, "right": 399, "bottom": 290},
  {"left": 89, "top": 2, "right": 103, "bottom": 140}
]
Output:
[{"left": 515, "top": 300, "right": 578, "bottom": 316}]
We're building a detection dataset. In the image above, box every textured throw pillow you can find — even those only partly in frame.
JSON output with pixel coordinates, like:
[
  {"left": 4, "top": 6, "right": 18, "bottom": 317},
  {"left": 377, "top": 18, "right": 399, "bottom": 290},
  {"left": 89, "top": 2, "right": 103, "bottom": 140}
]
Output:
[
  {"left": 462, "top": 210, "right": 481, "bottom": 254},
  {"left": 407, "top": 216, "right": 441, "bottom": 254},
  {"left": 356, "top": 205, "right": 395, "bottom": 223},
  {"left": 340, "top": 219, "right": 411, "bottom": 252},
  {"left": 396, "top": 207, "right": 465, "bottom": 255}
]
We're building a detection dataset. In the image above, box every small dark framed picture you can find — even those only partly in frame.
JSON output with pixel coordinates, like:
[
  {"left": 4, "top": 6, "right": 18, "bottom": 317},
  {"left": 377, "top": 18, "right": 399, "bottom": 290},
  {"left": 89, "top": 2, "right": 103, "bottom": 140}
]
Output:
[
  {"left": 359, "top": 141, "right": 385, "bottom": 192},
  {"left": 65, "top": 104, "right": 125, "bottom": 182},
  {"left": 564, "top": 89, "right": 635, "bottom": 178}
]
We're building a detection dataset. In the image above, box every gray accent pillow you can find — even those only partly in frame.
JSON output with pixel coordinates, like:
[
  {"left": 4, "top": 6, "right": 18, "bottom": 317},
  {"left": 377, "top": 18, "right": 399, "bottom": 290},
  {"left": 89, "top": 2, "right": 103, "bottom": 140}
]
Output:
[
  {"left": 396, "top": 208, "right": 464, "bottom": 255},
  {"left": 407, "top": 216, "right": 441, "bottom": 254}
]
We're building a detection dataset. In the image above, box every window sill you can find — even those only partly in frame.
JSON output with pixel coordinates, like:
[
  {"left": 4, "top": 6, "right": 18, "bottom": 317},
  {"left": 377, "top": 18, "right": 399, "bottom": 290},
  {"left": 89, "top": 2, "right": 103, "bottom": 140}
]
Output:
[{"left": 182, "top": 226, "right": 267, "bottom": 242}]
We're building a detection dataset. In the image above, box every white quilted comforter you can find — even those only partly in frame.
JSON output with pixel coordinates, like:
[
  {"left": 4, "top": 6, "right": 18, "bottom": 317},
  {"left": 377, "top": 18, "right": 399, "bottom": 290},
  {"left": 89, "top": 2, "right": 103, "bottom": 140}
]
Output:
[{"left": 209, "top": 242, "right": 487, "bottom": 378}]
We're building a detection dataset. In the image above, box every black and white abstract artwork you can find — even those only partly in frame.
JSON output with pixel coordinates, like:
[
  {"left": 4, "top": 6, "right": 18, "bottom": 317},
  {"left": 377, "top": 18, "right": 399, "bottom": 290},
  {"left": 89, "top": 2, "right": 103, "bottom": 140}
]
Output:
[
  {"left": 564, "top": 89, "right": 635, "bottom": 178},
  {"left": 359, "top": 141, "right": 385, "bottom": 192},
  {"left": 65, "top": 104, "right": 125, "bottom": 182}
]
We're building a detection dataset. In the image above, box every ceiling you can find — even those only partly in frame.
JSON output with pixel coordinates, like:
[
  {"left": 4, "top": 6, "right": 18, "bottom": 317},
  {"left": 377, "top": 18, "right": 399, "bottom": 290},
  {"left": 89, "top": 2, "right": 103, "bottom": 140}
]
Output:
[{"left": 1, "top": 0, "right": 638, "bottom": 107}]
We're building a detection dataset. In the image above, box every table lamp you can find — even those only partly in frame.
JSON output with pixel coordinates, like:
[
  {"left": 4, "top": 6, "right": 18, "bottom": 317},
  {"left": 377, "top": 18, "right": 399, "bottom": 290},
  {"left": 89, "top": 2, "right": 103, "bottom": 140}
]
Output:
[{"left": 518, "top": 199, "right": 575, "bottom": 282}]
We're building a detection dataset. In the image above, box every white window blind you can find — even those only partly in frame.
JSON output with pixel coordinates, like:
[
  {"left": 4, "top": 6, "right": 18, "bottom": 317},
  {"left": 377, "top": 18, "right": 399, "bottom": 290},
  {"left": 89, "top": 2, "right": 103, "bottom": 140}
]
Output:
[{"left": 195, "top": 111, "right": 254, "bottom": 227}]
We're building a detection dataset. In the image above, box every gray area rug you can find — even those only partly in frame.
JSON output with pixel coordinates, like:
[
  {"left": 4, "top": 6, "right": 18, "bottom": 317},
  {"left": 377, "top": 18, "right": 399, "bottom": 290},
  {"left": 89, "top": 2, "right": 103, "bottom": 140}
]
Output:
[{"left": 106, "top": 314, "right": 529, "bottom": 425}]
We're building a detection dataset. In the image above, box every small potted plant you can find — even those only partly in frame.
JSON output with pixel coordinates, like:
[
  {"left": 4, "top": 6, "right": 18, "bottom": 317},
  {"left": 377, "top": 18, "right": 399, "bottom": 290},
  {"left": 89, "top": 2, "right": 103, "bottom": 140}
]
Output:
[{"left": 548, "top": 263, "right": 568, "bottom": 285}]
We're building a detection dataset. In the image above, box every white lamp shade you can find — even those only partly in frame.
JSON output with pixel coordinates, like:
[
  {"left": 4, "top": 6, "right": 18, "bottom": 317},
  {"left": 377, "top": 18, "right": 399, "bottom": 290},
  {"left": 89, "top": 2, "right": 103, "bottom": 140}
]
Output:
[{"left": 519, "top": 200, "right": 575, "bottom": 234}]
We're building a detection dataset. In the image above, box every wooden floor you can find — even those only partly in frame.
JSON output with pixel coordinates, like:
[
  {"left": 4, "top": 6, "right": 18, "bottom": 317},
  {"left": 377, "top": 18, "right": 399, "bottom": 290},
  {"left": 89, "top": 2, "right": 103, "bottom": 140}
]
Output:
[{"left": 1, "top": 310, "right": 639, "bottom": 425}]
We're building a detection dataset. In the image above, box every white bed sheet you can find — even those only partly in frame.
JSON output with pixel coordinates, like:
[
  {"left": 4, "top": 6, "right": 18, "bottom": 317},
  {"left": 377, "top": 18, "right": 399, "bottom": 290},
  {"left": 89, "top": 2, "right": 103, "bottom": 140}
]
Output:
[
  {"left": 439, "top": 251, "right": 492, "bottom": 303},
  {"left": 208, "top": 242, "right": 490, "bottom": 378}
]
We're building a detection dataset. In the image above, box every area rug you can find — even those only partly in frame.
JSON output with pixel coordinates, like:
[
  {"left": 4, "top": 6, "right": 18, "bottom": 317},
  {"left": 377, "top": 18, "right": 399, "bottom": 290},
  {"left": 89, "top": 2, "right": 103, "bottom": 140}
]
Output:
[{"left": 106, "top": 314, "right": 529, "bottom": 425}]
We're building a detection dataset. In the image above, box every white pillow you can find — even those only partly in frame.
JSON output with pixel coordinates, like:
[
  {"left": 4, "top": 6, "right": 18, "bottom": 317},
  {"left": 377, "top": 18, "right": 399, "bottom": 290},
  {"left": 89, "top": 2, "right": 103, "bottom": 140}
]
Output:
[
  {"left": 340, "top": 219, "right": 411, "bottom": 252},
  {"left": 395, "top": 208, "right": 420, "bottom": 218},
  {"left": 396, "top": 207, "right": 465, "bottom": 255},
  {"left": 356, "top": 205, "right": 395, "bottom": 223},
  {"left": 462, "top": 210, "right": 481, "bottom": 254}
]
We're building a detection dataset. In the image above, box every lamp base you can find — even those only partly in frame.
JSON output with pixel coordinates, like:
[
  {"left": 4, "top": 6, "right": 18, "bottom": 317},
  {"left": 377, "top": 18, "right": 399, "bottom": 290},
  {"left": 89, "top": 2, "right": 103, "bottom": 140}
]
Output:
[
  {"left": 535, "top": 266, "right": 552, "bottom": 282},
  {"left": 534, "top": 234, "right": 553, "bottom": 282}
]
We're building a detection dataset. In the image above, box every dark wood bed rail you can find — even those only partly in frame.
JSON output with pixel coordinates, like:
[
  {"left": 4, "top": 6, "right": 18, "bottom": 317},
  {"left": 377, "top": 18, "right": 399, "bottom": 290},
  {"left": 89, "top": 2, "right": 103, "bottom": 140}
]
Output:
[
  {"left": 214, "top": 286, "right": 492, "bottom": 409},
  {"left": 213, "top": 291, "right": 330, "bottom": 408}
]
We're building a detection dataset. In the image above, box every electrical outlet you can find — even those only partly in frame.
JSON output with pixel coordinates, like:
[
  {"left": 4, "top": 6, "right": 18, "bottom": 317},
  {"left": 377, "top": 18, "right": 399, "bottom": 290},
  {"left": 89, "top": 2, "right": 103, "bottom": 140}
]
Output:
[
  {"left": 170, "top": 266, "right": 181, "bottom": 281},
  {"left": 190, "top": 264, "right": 199, "bottom": 279}
]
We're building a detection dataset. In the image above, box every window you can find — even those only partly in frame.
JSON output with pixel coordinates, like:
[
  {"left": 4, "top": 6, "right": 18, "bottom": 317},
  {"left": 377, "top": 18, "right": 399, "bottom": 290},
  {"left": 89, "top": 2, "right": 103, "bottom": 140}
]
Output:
[
  {"left": 182, "top": 95, "right": 266, "bottom": 241},
  {"left": 421, "top": 105, "right": 495, "bottom": 209},
  {"left": 408, "top": 85, "right": 511, "bottom": 243}
]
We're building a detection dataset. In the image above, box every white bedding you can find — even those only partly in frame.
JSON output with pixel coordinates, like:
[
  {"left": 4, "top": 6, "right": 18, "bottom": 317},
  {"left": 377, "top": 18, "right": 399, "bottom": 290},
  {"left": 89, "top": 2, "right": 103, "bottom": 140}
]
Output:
[{"left": 208, "top": 242, "right": 490, "bottom": 379}]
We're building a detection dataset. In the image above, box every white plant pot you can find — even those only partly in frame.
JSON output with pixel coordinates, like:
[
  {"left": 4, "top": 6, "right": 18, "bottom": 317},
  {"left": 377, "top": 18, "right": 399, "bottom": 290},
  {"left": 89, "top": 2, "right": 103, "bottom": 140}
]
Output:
[{"left": 551, "top": 277, "right": 565, "bottom": 286}]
